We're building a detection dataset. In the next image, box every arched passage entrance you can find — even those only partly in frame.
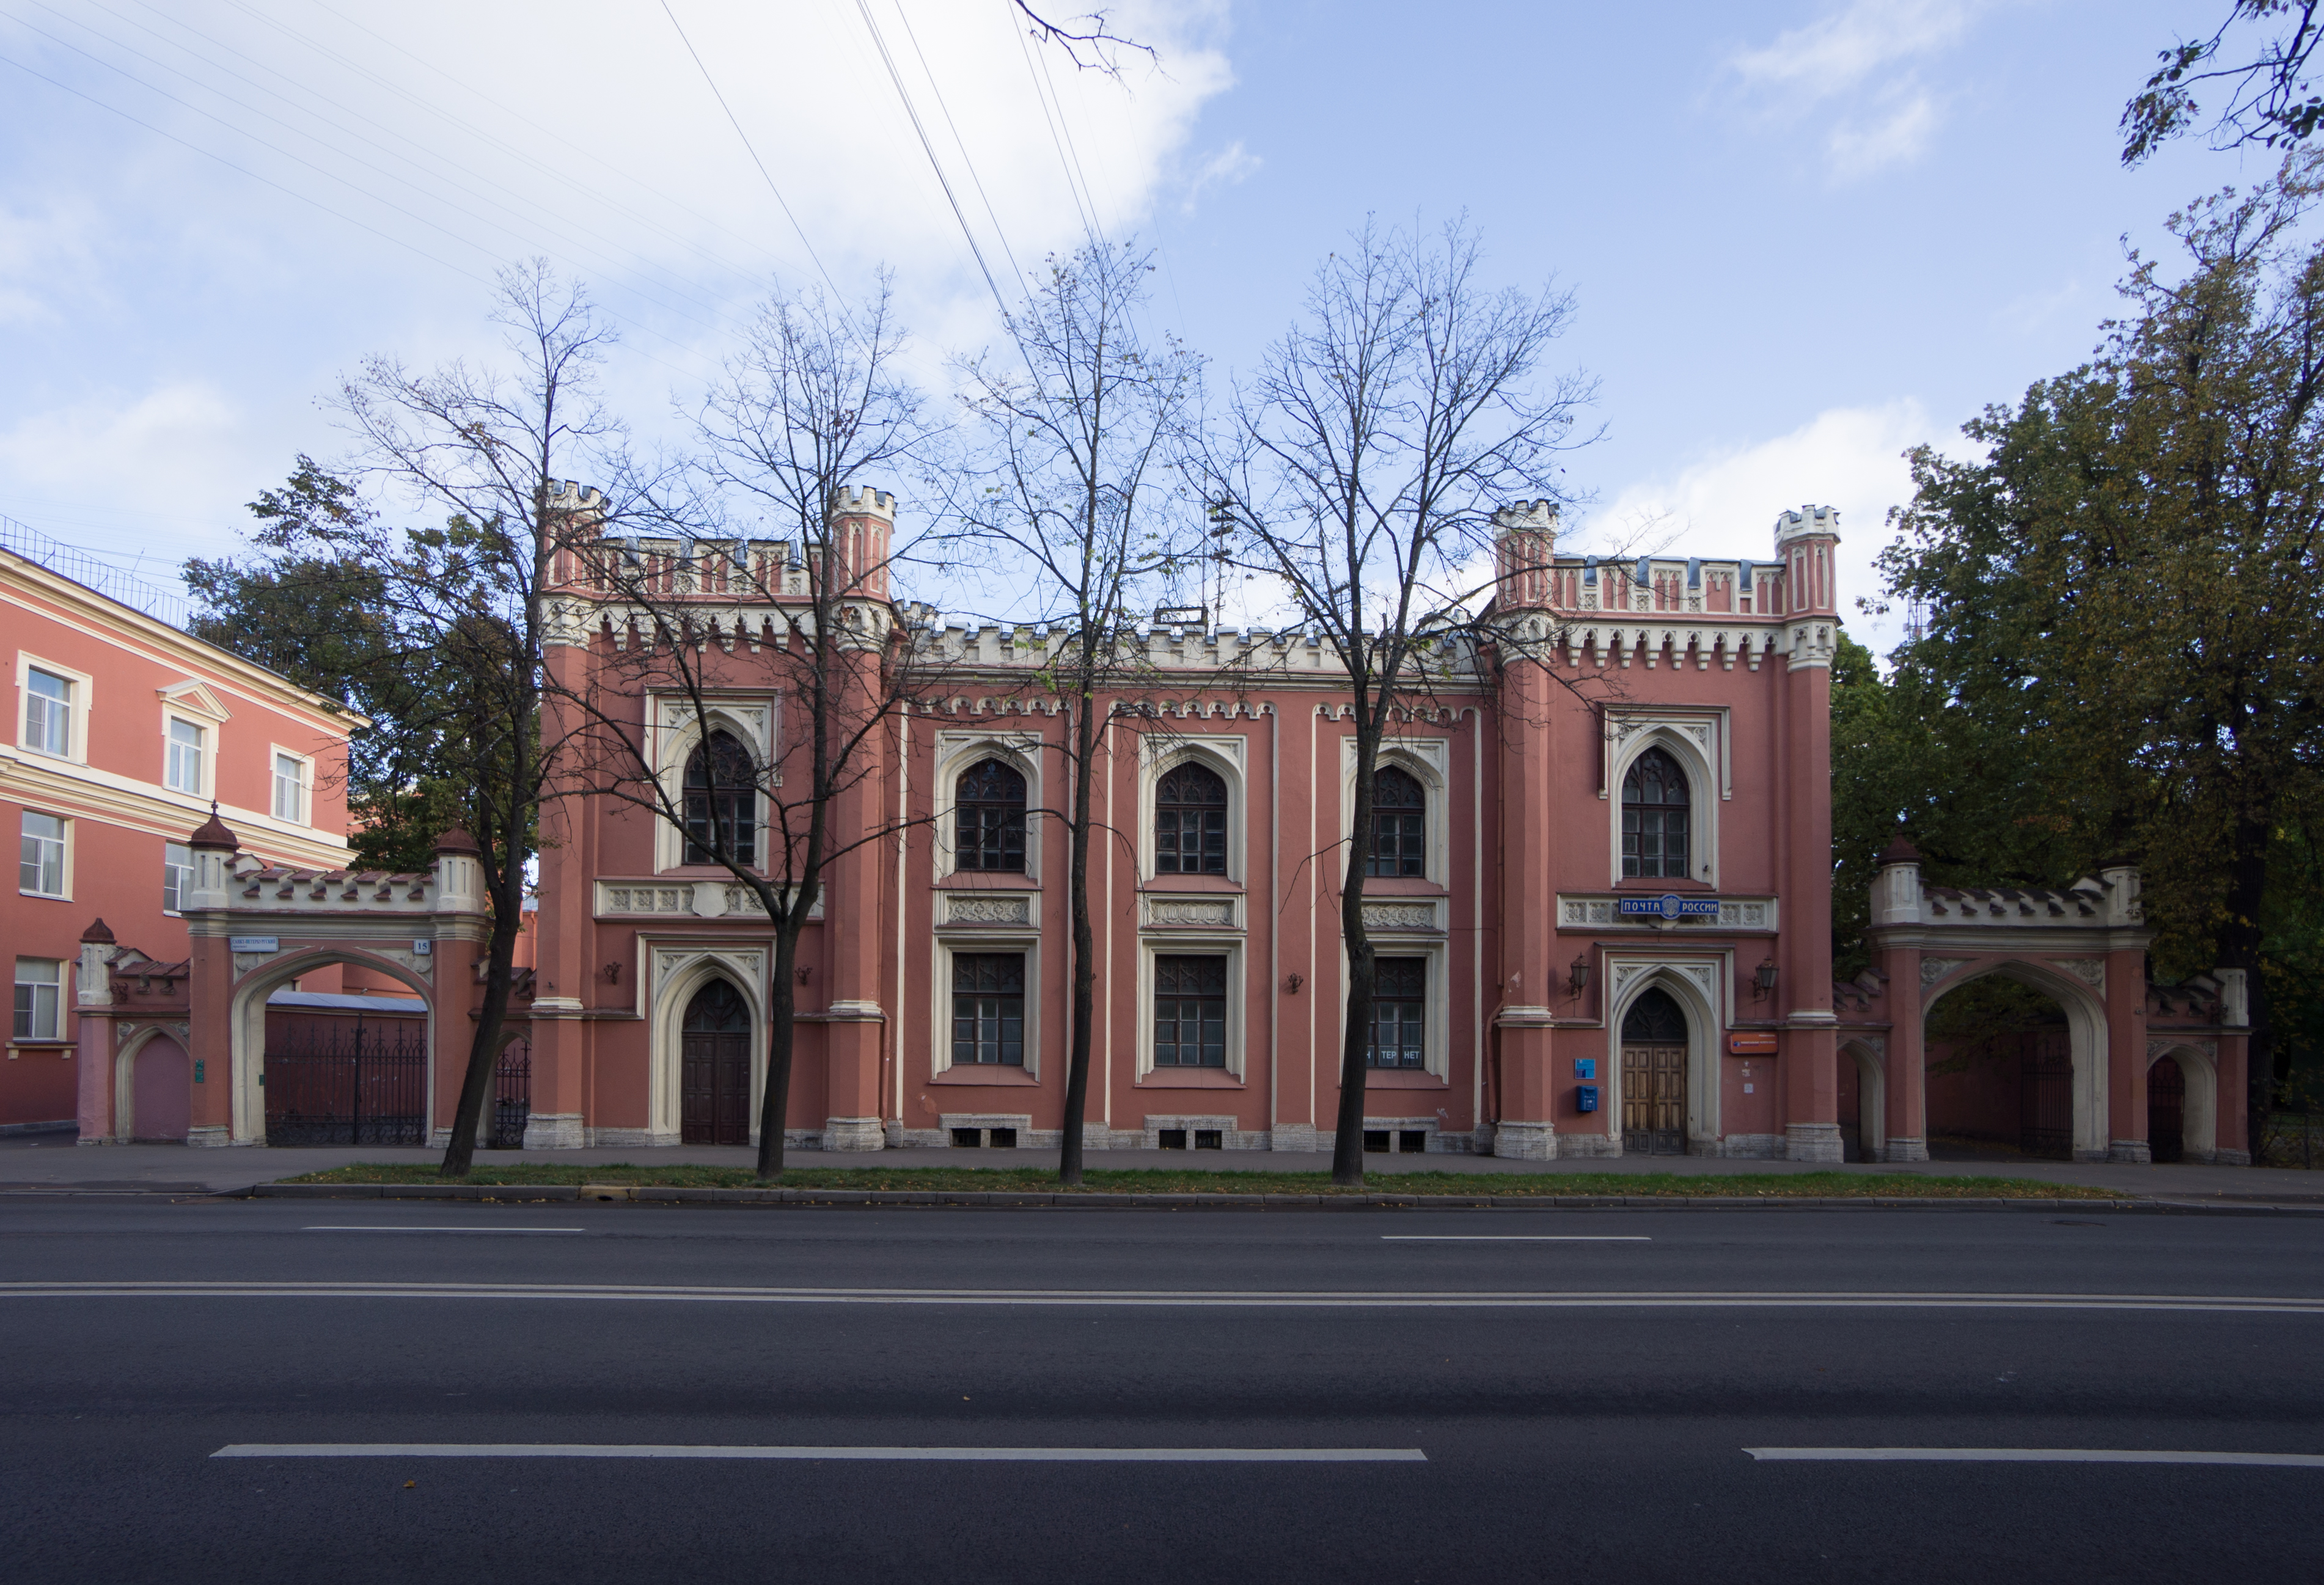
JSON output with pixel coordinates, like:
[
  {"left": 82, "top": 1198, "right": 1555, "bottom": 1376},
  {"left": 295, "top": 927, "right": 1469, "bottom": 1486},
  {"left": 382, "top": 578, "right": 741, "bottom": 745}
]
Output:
[{"left": 1854, "top": 840, "right": 2252, "bottom": 1165}]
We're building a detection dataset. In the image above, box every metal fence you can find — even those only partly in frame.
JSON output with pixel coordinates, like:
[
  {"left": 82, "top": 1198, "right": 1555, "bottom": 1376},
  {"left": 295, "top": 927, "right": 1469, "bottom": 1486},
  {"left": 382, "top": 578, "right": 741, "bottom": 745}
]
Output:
[
  {"left": 491, "top": 1040, "right": 532, "bottom": 1149},
  {"left": 0, "top": 513, "right": 193, "bottom": 628}
]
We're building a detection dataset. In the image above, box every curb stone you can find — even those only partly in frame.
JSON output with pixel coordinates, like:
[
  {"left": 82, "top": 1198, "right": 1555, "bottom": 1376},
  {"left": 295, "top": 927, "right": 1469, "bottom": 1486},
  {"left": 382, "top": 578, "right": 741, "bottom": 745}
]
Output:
[{"left": 229, "top": 1182, "right": 2324, "bottom": 1216}]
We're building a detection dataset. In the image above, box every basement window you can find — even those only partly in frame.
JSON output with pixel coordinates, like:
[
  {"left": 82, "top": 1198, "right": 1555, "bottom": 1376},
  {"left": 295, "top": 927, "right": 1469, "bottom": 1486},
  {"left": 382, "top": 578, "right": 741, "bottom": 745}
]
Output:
[
  {"left": 1400, "top": 1130, "right": 1428, "bottom": 1155},
  {"left": 1194, "top": 1129, "right": 1223, "bottom": 1150},
  {"left": 1158, "top": 1129, "right": 1187, "bottom": 1149},
  {"left": 988, "top": 1127, "right": 1017, "bottom": 1148},
  {"left": 1363, "top": 1130, "right": 1390, "bottom": 1152},
  {"left": 951, "top": 1127, "right": 982, "bottom": 1148}
]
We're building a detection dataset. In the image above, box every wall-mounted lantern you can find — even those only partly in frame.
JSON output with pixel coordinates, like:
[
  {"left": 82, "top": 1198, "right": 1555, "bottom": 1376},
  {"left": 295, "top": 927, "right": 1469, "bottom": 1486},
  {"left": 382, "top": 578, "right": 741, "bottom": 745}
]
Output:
[
  {"left": 1567, "top": 954, "right": 1591, "bottom": 997},
  {"left": 1284, "top": 973, "right": 1304, "bottom": 994},
  {"left": 1754, "top": 958, "right": 1779, "bottom": 999},
  {"left": 603, "top": 962, "right": 621, "bottom": 984}
]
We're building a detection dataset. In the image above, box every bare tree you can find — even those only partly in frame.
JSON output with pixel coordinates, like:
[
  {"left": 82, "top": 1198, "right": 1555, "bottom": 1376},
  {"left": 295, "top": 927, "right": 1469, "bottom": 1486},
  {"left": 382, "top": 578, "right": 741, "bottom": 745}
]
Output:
[
  {"left": 559, "top": 282, "right": 939, "bottom": 1180},
  {"left": 287, "top": 261, "right": 639, "bottom": 1179},
  {"left": 1204, "top": 219, "right": 1594, "bottom": 1186},
  {"left": 945, "top": 242, "right": 1201, "bottom": 1184}
]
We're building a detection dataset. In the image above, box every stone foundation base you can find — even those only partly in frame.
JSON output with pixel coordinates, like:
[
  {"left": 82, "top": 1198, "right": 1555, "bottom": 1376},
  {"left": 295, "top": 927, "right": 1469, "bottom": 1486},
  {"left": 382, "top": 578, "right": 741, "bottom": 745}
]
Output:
[
  {"left": 1269, "top": 1123, "right": 1319, "bottom": 1154},
  {"left": 2214, "top": 1148, "right": 2253, "bottom": 1166},
  {"left": 1784, "top": 1122, "right": 1844, "bottom": 1163},
  {"left": 1553, "top": 1129, "right": 1622, "bottom": 1159},
  {"left": 2108, "top": 1138, "right": 2154, "bottom": 1164},
  {"left": 185, "top": 1125, "right": 232, "bottom": 1148},
  {"left": 521, "top": 1112, "right": 585, "bottom": 1150},
  {"left": 1688, "top": 1133, "right": 1784, "bottom": 1159},
  {"left": 1493, "top": 1121, "right": 1557, "bottom": 1160},
  {"left": 1882, "top": 1136, "right": 1930, "bottom": 1162},
  {"left": 588, "top": 1127, "right": 680, "bottom": 1149},
  {"left": 823, "top": 1116, "right": 886, "bottom": 1152}
]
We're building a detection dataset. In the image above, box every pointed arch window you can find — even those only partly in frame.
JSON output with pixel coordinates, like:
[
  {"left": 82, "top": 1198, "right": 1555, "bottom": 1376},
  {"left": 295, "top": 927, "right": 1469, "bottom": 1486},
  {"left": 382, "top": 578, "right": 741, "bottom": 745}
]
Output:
[
  {"left": 1621, "top": 747, "right": 1690, "bottom": 879},
  {"left": 1155, "top": 761, "right": 1229, "bottom": 875},
  {"left": 683, "top": 731, "right": 758, "bottom": 866},
  {"left": 955, "top": 758, "right": 1027, "bottom": 873},
  {"left": 1366, "top": 766, "right": 1426, "bottom": 877}
]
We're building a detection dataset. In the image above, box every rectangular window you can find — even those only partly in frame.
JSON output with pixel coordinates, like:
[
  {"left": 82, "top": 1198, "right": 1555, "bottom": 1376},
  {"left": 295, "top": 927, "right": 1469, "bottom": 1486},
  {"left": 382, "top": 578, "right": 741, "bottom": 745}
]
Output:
[
  {"left": 164, "top": 717, "right": 205, "bottom": 794},
  {"left": 1366, "top": 957, "right": 1428, "bottom": 1069},
  {"left": 24, "top": 668, "right": 70, "bottom": 756},
  {"left": 273, "top": 753, "right": 307, "bottom": 824},
  {"left": 950, "top": 953, "right": 1025, "bottom": 1066},
  {"left": 163, "top": 841, "right": 194, "bottom": 914},
  {"left": 1153, "top": 954, "right": 1228, "bottom": 1068},
  {"left": 13, "top": 957, "right": 62, "bottom": 1041},
  {"left": 19, "top": 812, "right": 65, "bottom": 897}
]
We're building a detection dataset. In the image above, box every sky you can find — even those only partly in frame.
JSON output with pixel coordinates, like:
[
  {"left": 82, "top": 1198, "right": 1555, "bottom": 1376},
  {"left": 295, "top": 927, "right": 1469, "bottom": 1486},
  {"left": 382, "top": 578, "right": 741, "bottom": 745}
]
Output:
[{"left": 0, "top": 0, "right": 2278, "bottom": 653}]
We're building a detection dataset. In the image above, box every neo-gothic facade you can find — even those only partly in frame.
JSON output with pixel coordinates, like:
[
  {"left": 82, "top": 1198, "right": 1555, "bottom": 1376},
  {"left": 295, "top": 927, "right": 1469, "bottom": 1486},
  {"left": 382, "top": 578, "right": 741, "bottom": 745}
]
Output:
[{"left": 516, "top": 492, "right": 1856, "bottom": 1161}]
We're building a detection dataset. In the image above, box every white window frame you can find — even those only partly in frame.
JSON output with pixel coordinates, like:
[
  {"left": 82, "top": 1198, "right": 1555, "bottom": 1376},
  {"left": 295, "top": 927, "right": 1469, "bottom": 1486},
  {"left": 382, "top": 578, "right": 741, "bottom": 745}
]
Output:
[
  {"left": 1136, "top": 934, "right": 1245, "bottom": 1080},
  {"left": 648, "top": 695, "right": 775, "bottom": 876},
  {"left": 932, "top": 729, "right": 1044, "bottom": 882},
  {"left": 1138, "top": 733, "right": 1247, "bottom": 884},
  {"left": 1604, "top": 714, "right": 1726, "bottom": 890},
  {"left": 929, "top": 934, "right": 1042, "bottom": 1079},
  {"left": 16, "top": 654, "right": 90, "bottom": 763},
  {"left": 18, "top": 810, "right": 69, "bottom": 899},
  {"left": 1339, "top": 733, "right": 1451, "bottom": 887},
  {"left": 271, "top": 746, "right": 312, "bottom": 825},
  {"left": 163, "top": 840, "right": 194, "bottom": 915},
  {"left": 163, "top": 714, "right": 209, "bottom": 797},
  {"left": 12, "top": 956, "right": 64, "bottom": 1042}
]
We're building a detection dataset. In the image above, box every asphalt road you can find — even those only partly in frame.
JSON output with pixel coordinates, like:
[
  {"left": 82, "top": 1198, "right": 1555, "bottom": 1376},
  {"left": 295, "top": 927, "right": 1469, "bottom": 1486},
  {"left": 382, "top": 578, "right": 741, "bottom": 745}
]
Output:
[{"left": 2, "top": 1199, "right": 2319, "bottom": 1584}]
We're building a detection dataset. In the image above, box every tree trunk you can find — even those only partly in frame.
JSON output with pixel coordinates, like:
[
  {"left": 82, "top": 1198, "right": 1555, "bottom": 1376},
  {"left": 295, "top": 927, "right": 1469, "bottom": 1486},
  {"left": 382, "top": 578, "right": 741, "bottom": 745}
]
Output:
[
  {"left": 1330, "top": 719, "right": 1380, "bottom": 1186},
  {"left": 1060, "top": 695, "right": 1099, "bottom": 1185},
  {"left": 2226, "top": 802, "right": 2276, "bottom": 1144},
  {"left": 439, "top": 868, "right": 521, "bottom": 1178},
  {"left": 759, "top": 915, "right": 805, "bottom": 1179}
]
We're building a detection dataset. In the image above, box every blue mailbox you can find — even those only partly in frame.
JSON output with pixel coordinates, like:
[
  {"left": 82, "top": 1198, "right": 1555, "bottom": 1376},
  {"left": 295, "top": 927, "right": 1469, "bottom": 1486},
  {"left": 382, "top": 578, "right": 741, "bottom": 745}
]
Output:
[{"left": 1575, "top": 1085, "right": 1599, "bottom": 1113}]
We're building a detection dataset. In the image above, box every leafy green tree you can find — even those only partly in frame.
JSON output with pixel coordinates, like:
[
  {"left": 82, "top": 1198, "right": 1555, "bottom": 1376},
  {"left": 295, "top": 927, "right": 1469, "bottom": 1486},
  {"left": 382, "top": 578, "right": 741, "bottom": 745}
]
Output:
[
  {"left": 186, "top": 459, "right": 465, "bottom": 874},
  {"left": 2126, "top": 3, "right": 2324, "bottom": 164},
  {"left": 1873, "top": 155, "right": 2324, "bottom": 1130}
]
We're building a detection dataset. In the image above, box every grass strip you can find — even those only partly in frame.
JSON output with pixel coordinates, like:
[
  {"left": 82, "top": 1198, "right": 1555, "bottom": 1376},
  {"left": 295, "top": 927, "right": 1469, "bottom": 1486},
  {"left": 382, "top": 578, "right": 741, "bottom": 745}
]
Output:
[{"left": 274, "top": 1163, "right": 2117, "bottom": 1199}]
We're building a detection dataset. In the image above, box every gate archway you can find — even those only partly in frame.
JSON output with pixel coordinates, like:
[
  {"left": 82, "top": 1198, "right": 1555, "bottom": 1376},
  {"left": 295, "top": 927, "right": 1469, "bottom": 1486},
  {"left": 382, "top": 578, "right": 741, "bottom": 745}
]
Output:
[{"left": 1849, "top": 840, "right": 2251, "bottom": 1165}]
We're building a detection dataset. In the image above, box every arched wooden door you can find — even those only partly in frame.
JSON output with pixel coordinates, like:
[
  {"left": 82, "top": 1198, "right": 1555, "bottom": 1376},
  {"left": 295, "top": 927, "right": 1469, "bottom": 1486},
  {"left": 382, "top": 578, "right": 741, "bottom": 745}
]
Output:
[
  {"left": 1621, "top": 987, "right": 1688, "bottom": 1156},
  {"left": 681, "top": 980, "right": 752, "bottom": 1147},
  {"left": 2147, "top": 1056, "right": 2186, "bottom": 1164}
]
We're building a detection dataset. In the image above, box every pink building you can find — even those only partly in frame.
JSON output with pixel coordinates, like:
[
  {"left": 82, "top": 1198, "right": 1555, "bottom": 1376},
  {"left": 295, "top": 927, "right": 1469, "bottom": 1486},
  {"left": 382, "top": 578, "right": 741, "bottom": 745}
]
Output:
[
  {"left": 3, "top": 540, "right": 359, "bottom": 1132},
  {"left": 515, "top": 495, "right": 1854, "bottom": 1160}
]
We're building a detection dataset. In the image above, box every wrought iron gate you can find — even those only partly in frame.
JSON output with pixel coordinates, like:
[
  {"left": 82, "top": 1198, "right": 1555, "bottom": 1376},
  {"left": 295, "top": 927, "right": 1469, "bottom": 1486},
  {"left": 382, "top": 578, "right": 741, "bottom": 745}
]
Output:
[
  {"left": 2018, "top": 1030, "right": 2073, "bottom": 1160},
  {"left": 264, "top": 1017, "right": 427, "bottom": 1146},
  {"left": 2147, "top": 1056, "right": 2185, "bottom": 1164},
  {"left": 491, "top": 1039, "right": 532, "bottom": 1149}
]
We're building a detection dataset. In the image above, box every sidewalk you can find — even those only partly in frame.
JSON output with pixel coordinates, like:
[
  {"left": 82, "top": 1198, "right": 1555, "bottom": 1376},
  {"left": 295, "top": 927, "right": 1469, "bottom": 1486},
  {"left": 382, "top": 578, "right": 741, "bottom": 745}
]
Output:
[{"left": 3, "top": 1129, "right": 2317, "bottom": 1203}]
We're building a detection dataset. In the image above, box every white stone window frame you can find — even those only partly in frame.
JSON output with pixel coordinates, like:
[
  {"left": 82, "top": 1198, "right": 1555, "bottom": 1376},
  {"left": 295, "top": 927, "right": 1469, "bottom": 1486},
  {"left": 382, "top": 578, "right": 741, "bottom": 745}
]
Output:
[
  {"left": 933, "top": 729, "right": 1046, "bottom": 882},
  {"left": 1136, "top": 932, "right": 1247, "bottom": 1080},
  {"left": 1603, "top": 710, "right": 1727, "bottom": 890},
  {"left": 644, "top": 942, "right": 769, "bottom": 1145},
  {"left": 269, "top": 744, "right": 314, "bottom": 826},
  {"left": 1138, "top": 731, "right": 1249, "bottom": 884},
  {"left": 156, "top": 681, "right": 232, "bottom": 803},
  {"left": 1600, "top": 951, "right": 1734, "bottom": 1149},
  {"left": 17, "top": 654, "right": 89, "bottom": 763},
  {"left": 1336, "top": 932, "right": 1453, "bottom": 1082},
  {"left": 1339, "top": 733, "right": 1452, "bottom": 887},
  {"left": 18, "top": 807, "right": 71, "bottom": 900},
  {"left": 929, "top": 929, "right": 1043, "bottom": 1079},
  {"left": 649, "top": 695, "right": 777, "bottom": 877}
]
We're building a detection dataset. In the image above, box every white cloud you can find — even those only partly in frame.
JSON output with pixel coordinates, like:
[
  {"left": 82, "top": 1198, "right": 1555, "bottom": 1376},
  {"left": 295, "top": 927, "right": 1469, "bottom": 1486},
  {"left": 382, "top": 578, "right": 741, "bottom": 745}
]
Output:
[
  {"left": 0, "top": 382, "right": 247, "bottom": 528},
  {"left": 1181, "top": 139, "right": 1261, "bottom": 212},
  {"left": 1731, "top": 0, "right": 1976, "bottom": 91},
  {"left": 1581, "top": 400, "right": 1937, "bottom": 653},
  {"left": 1728, "top": 1, "right": 1989, "bottom": 179}
]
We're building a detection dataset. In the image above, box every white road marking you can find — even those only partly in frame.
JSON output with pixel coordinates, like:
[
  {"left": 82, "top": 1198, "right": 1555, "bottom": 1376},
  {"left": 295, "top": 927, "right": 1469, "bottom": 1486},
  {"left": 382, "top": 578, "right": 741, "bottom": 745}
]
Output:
[
  {"left": 1376, "top": 1227, "right": 1654, "bottom": 1236},
  {"left": 1747, "top": 1448, "right": 2324, "bottom": 1468},
  {"left": 300, "top": 1227, "right": 585, "bottom": 1234},
  {"left": 212, "top": 1443, "right": 1426, "bottom": 1463},
  {"left": 4, "top": 1283, "right": 2320, "bottom": 1313}
]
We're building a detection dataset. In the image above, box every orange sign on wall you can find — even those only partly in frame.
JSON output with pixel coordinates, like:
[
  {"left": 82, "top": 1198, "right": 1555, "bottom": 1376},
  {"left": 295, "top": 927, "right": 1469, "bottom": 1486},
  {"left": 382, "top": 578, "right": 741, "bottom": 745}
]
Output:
[{"left": 1726, "top": 1032, "right": 1779, "bottom": 1056}]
